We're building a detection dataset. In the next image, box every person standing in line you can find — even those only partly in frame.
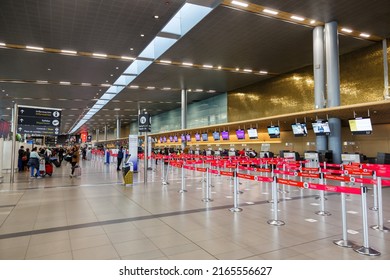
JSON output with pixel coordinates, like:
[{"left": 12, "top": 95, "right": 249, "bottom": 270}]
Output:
[
  {"left": 25, "top": 148, "right": 30, "bottom": 171},
  {"left": 29, "top": 147, "right": 41, "bottom": 178},
  {"left": 117, "top": 146, "right": 124, "bottom": 171}
]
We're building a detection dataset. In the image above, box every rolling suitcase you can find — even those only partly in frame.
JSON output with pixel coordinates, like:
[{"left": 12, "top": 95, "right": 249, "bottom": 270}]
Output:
[{"left": 45, "top": 163, "right": 53, "bottom": 176}]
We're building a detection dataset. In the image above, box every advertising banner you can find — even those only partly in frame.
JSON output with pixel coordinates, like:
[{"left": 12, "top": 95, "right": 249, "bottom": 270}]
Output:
[{"left": 128, "top": 134, "right": 138, "bottom": 172}]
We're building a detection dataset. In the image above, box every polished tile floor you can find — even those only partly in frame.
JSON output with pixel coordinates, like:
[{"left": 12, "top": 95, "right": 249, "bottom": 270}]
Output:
[{"left": 0, "top": 157, "right": 389, "bottom": 260}]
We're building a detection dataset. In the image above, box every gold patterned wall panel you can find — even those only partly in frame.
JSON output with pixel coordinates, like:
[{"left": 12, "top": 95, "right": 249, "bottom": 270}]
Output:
[{"left": 229, "top": 42, "right": 387, "bottom": 122}]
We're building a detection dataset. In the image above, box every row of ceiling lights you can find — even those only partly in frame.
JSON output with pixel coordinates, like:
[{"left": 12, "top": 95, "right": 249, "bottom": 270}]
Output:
[{"left": 229, "top": 0, "right": 378, "bottom": 40}]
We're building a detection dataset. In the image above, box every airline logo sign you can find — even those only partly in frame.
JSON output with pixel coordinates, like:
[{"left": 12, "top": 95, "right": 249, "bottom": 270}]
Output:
[{"left": 17, "top": 106, "right": 62, "bottom": 136}]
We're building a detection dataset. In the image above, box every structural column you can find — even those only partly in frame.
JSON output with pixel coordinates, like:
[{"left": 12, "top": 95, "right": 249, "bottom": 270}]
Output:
[
  {"left": 325, "top": 21, "right": 342, "bottom": 164},
  {"left": 383, "top": 39, "right": 389, "bottom": 99},
  {"left": 181, "top": 89, "right": 187, "bottom": 150},
  {"left": 116, "top": 118, "right": 121, "bottom": 139},
  {"left": 313, "top": 26, "right": 327, "bottom": 151},
  {"left": 0, "top": 138, "right": 4, "bottom": 183},
  {"left": 96, "top": 128, "right": 100, "bottom": 142},
  {"left": 104, "top": 125, "right": 108, "bottom": 141}
]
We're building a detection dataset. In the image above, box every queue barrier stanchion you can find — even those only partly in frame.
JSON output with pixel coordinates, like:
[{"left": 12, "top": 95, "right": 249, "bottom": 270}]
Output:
[
  {"left": 370, "top": 176, "right": 390, "bottom": 232},
  {"left": 202, "top": 167, "right": 213, "bottom": 202},
  {"left": 354, "top": 186, "right": 381, "bottom": 256},
  {"left": 267, "top": 176, "right": 285, "bottom": 226},
  {"left": 178, "top": 164, "right": 187, "bottom": 193},
  {"left": 333, "top": 181, "right": 356, "bottom": 248},
  {"left": 229, "top": 168, "right": 242, "bottom": 212},
  {"left": 162, "top": 159, "right": 169, "bottom": 185},
  {"left": 268, "top": 164, "right": 278, "bottom": 204},
  {"left": 315, "top": 173, "right": 331, "bottom": 216},
  {"left": 369, "top": 171, "right": 379, "bottom": 211}
]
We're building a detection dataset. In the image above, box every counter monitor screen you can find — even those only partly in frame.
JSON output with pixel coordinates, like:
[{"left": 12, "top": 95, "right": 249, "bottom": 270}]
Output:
[
  {"left": 247, "top": 128, "right": 258, "bottom": 139},
  {"left": 312, "top": 121, "right": 331, "bottom": 136},
  {"left": 162, "top": 136, "right": 167, "bottom": 143},
  {"left": 169, "top": 136, "right": 173, "bottom": 142},
  {"left": 212, "top": 131, "right": 220, "bottom": 140},
  {"left": 267, "top": 126, "right": 280, "bottom": 138},
  {"left": 236, "top": 129, "right": 245, "bottom": 140},
  {"left": 291, "top": 123, "right": 308, "bottom": 137},
  {"left": 195, "top": 133, "right": 201, "bottom": 141},
  {"left": 186, "top": 134, "right": 191, "bottom": 141},
  {"left": 173, "top": 135, "right": 178, "bottom": 142},
  {"left": 221, "top": 131, "right": 229, "bottom": 140},
  {"left": 181, "top": 134, "right": 186, "bottom": 141},
  {"left": 201, "top": 132, "right": 208, "bottom": 141},
  {"left": 348, "top": 117, "right": 372, "bottom": 135}
]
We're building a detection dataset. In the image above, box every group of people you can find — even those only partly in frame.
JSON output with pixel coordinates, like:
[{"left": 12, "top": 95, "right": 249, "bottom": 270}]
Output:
[{"left": 17, "top": 144, "right": 82, "bottom": 178}]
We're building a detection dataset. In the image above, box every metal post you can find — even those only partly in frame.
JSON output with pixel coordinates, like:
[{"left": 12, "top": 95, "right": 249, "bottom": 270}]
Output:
[
  {"left": 333, "top": 182, "right": 356, "bottom": 247},
  {"left": 144, "top": 132, "right": 148, "bottom": 183},
  {"left": 10, "top": 103, "right": 18, "bottom": 183},
  {"left": 354, "top": 186, "right": 381, "bottom": 256},
  {"left": 116, "top": 118, "right": 120, "bottom": 139},
  {"left": 162, "top": 158, "right": 169, "bottom": 185},
  {"left": 370, "top": 172, "right": 379, "bottom": 211},
  {"left": 267, "top": 176, "right": 285, "bottom": 226},
  {"left": 202, "top": 167, "right": 213, "bottom": 202},
  {"left": 96, "top": 128, "right": 100, "bottom": 142},
  {"left": 371, "top": 176, "right": 390, "bottom": 232},
  {"left": 0, "top": 138, "right": 4, "bottom": 183},
  {"left": 229, "top": 169, "right": 242, "bottom": 212},
  {"left": 178, "top": 164, "right": 187, "bottom": 193},
  {"left": 104, "top": 125, "right": 107, "bottom": 141},
  {"left": 181, "top": 89, "right": 187, "bottom": 150},
  {"left": 316, "top": 173, "right": 331, "bottom": 216}
]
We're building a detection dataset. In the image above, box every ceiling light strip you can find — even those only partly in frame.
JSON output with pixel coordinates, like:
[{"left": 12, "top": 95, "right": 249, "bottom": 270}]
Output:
[{"left": 221, "top": 0, "right": 382, "bottom": 41}]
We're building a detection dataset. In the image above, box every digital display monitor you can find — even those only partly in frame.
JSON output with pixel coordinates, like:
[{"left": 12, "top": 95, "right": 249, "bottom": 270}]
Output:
[
  {"left": 181, "top": 134, "right": 186, "bottom": 141},
  {"left": 312, "top": 121, "right": 331, "bottom": 136},
  {"left": 348, "top": 117, "right": 372, "bottom": 135},
  {"left": 212, "top": 131, "right": 220, "bottom": 140},
  {"left": 221, "top": 131, "right": 229, "bottom": 140},
  {"left": 169, "top": 136, "right": 173, "bottom": 142},
  {"left": 173, "top": 135, "right": 178, "bottom": 142},
  {"left": 195, "top": 133, "right": 201, "bottom": 141},
  {"left": 162, "top": 136, "right": 167, "bottom": 143},
  {"left": 201, "top": 132, "right": 208, "bottom": 141},
  {"left": 247, "top": 128, "right": 258, "bottom": 139},
  {"left": 291, "top": 123, "right": 308, "bottom": 137},
  {"left": 267, "top": 126, "right": 280, "bottom": 138},
  {"left": 186, "top": 134, "right": 191, "bottom": 141},
  {"left": 159, "top": 137, "right": 163, "bottom": 143},
  {"left": 236, "top": 129, "right": 245, "bottom": 140}
]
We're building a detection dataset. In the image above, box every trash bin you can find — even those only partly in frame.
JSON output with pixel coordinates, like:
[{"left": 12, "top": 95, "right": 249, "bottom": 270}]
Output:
[{"left": 122, "top": 162, "right": 133, "bottom": 186}]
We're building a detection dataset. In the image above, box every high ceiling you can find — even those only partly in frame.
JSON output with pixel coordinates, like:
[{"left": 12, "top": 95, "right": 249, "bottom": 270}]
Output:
[{"left": 0, "top": 0, "right": 389, "bottom": 135}]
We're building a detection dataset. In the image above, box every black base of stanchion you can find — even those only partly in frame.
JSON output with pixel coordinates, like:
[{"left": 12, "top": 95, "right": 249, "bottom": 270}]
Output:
[
  {"left": 267, "top": 220, "right": 285, "bottom": 226},
  {"left": 370, "top": 225, "right": 390, "bottom": 232},
  {"left": 267, "top": 199, "right": 279, "bottom": 203},
  {"left": 369, "top": 206, "right": 379, "bottom": 211},
  {"left": 315, "top": 210, "right": 331, "bottom": 216},
  {"left": 333, "top": 239, "right": 355, "bottom": 248},
  {"left": 202, "top": 198, "right": 214, "bottom": 202},
  {"left": 229, "top": 207, "right": 243, "bottom": 212},
  {"left": 162, "top": 181, "right": 169, "bottom": 185},
  {"left": 315, "top": 196, "right": 328, "bottom": 200},
  {"left": 178, "top": 189, "right": 187, "bottom": 193},
  {"left": 353, "top": 246, "right": 381, "bottom": 256}
]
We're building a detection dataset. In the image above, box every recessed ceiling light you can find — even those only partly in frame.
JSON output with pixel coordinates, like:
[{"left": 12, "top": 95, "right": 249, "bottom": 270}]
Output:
[
  {"left": 110, "top": 74, "right": 114, "bottom": 77},
  {"left": 61, "top": 49, "right": 77, "bottom": 54},
  {"left": 195, "top": 89, "right": 203, "bottom": 92},
  {"left": 47, "top": 68, "right": 51, "bottom": 71},
  {"left": 263, "top": 9, "right": 278, "bottom": 15},
  {"left": 1, "top": 89, "right": 5, "bottom": 92},
  {"left": 162, "top": 87, "right": 171, "bottom": 90},
  {"left": 101, "top": 83, "right": 111, "bottom": 87},
  {"left": 243, "top": 69, "right": 252, "bottom": 72},
  {"left": 231, "top": 1, "right": 248, "bottom": 8},
  {"left": 218, "top": 66, "right": 222, "bottom": 70},
  {"left": 235, "top": 68, "right": 240, "bottom": 71},
  {"left": 130, "top": 48, "right": 134, "bottom": 51},
  {"left": 60, "top": 81, "right": 71, "bottom": 85},
  {"left": 203, "top": 64, "right": 213, "bottom": 68},
  {"left": 360, "top": 33, "right": 370, "bottom": 38},
  {"left": 140, "top": 34, "right": 145, "bottom": 37},
  {"left": 129, "top": 85, "right": 139, "bottom": 89},
  {"left": 310, "top": 20, "right": 316, "bottom": 24},
  {"left": 116, "top": 67, "right": 119, "bottom": 69},
  {"left": 154, "top": 15, "right": 159, "bottom": 19},
  {"left": 92, "top": 53, "right": 107, "bottom": 58},
  {"left": 208, "top": 90, "right": 216, "bottom": 93},
  {"left": 160, "top": 60, "right": 172, "bottom": 64},
  {"left": 259, "top": 71, "right": 268, "bottom": 75},
  {"left": 121, "top": 56, "right": 134, "bottom": 60},
  {"left": 26, "top": 45, "right": 44, "bottom": 51},
  {"left": 146, "top": 86, "right": 155, "bottom": 90},
  {"left": 37, "top": 80, "right": 48, "bottom": 83},
  {"left": 182, "top": 62, "right": 193, "bottom": 66},
  {"left": 291, "top": 15, "right": 305, "bottom": 21},
  {"left": 341, "top": 28, "right": 353, "bottom": 33},
  {"left": 114, "top": 108, "right": 120, "bottom": 111},
  {"left": 81, "top": 83, "right": 91, "bottom": 86}
]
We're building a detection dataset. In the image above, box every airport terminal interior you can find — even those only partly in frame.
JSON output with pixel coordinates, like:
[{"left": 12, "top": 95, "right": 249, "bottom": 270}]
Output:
[{"left": 1, "top": 0, "right": 390, "bottom": 260}]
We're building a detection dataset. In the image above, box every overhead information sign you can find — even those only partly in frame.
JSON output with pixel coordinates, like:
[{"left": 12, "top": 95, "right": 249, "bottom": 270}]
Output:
[{"left": 17, "top": 106, "right": 62, "bottom": 136}]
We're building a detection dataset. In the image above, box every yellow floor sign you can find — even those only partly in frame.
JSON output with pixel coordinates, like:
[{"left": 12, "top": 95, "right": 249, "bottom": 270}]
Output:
[{"left": 123, "top": 171, "right": 133, "bottom": 185}]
